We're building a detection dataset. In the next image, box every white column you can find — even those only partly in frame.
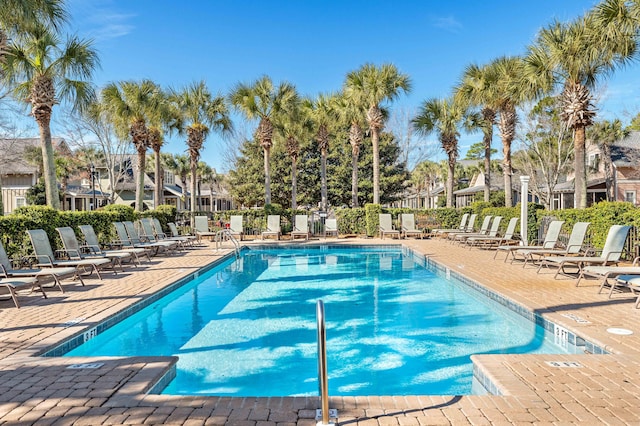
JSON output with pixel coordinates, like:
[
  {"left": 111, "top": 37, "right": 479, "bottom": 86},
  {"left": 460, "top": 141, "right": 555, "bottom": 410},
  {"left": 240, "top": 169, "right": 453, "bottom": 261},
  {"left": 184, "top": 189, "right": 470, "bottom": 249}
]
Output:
[{"left": 520, "top": 176, "right": 530, "bottom": 246}]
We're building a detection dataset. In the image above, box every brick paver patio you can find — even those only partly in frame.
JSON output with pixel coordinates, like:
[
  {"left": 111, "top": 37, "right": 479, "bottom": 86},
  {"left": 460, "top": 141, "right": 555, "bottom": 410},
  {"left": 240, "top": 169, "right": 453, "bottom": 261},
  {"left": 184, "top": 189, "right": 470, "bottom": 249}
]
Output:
[{"left": 1, "top": 237, "right": 640, "bottom": 425}]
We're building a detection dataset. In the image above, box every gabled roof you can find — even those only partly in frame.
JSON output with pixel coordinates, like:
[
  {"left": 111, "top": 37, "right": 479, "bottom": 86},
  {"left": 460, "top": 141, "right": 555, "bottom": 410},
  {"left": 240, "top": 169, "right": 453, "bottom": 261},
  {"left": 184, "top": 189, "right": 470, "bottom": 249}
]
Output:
[
  {"left": 611, "top": 132, "right": 640, "bottom": 167},
  {"left": 0, "top": 137, "right": 69, "bottom": 175}
]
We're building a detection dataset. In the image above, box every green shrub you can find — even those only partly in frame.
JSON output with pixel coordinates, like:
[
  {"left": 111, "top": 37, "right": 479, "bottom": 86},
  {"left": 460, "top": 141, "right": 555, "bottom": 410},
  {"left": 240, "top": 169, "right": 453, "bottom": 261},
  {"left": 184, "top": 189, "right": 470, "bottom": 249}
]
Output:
[
  {"left": 364, "top": 204, "right": 382, "bottom": 237},
  {"left": 335, "top": 207, "right": 366, "bottom": 235}
]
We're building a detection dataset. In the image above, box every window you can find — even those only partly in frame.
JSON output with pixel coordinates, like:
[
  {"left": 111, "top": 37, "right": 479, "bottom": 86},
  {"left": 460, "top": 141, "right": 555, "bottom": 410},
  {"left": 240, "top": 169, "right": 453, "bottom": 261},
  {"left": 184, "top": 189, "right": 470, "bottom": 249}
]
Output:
[
  {"left": 15, "top": 197, "right": 26, "bottom": 209},
  {"left": 625, "top": 191, "right": 636, "bottom": 205},
  {"left": 164, "top": 170, "right": 174, "bottom": 185}
]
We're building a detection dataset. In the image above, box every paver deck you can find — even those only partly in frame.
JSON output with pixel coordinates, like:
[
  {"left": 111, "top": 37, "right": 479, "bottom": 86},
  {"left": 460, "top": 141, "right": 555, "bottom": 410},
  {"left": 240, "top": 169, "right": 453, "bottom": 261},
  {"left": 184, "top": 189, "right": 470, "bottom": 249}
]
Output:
[{"left": 1, "top": 237, "right": 640, "bottom": 425}]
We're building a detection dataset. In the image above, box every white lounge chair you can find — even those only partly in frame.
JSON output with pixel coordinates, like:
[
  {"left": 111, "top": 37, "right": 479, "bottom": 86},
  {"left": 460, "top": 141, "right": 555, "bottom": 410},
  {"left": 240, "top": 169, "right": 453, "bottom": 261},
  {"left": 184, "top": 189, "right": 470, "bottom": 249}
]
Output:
[
  {"left": 450, "top": 215, "right": 494, "bottom": 244},
  {"left": 291, "top": 215, "right": 310, "bottom": 240},
  {"left": 79, "top": 224, "right": 150, "bottom": 265},
  {"left": 27, "top": 229, "right": 113, "bottom": 280},
  {"left": 431, "top": 213, "right": 470, "bottom": 237},
  {"left": 462, "top": 216, "right": 503, "bottom": 246},
  {"left": 466, "top": 217, "right": 519, "bottom": 249},
  {"left": 0, "top": 239, "right": 83, "bottom": 292},
  {"left": 324, "top": 218, "right": 338, "bottom": 238},
  {"left": 538, "top": 225, "right": 632, "bottom": 279},
  {"left": 443, "top": 214, "right": 477, "bottom": 240},
  {"left": 495, "top": 220, "right": 565, "bottom": 263},
  {"left": 401, "top": 214, "right": 423, "bottom": 239},
  {"left": 612, "top": 275, "right": 640, "bottom": 308},
  {"left": 194, "top": 216, "right": 216, "bottom": 241},
  {"left": 0, "top": 276, "right": 45, "bottom": 308},
  {"left": 519, "top": 222, "right": 591, "bottom": 269},
  {"left": 379, "top": 214, "right": 400, "bottom": 239},
  {"left": 57, "top": 226, "right": 127, "bottom": 272},
  {"left": 574, "top": 256, "right": 640, "bottom": 293},
  {"left": 262, "top": 215, "right": 281, "bottom": 240},
  {"left": 229, "top": 215, "right": 244, "bottom": 241}
]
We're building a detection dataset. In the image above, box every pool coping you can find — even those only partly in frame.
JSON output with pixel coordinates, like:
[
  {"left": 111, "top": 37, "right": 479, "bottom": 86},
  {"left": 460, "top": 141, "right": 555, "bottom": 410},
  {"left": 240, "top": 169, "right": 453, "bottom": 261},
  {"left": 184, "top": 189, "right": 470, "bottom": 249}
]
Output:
[
  {"left": 3, "top": 238, "right": 640, "bottom": 424},
  {"left": 40, "top": 242, "right": 605, "bottom": 399}
]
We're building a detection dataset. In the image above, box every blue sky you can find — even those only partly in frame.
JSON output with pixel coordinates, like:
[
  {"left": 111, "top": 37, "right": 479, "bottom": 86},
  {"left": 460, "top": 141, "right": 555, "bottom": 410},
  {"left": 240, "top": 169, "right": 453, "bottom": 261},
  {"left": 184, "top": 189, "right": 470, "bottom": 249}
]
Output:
[{"left": 49, "top": 0, "right": 640, "bottom": 172}]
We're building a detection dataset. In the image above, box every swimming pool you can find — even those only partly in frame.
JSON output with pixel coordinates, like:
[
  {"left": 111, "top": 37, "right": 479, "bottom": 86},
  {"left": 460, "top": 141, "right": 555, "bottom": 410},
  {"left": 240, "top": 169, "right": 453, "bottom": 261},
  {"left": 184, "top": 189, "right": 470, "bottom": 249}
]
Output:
[{"left": 64, "top": 245, "right": 581, "bottom": 396}]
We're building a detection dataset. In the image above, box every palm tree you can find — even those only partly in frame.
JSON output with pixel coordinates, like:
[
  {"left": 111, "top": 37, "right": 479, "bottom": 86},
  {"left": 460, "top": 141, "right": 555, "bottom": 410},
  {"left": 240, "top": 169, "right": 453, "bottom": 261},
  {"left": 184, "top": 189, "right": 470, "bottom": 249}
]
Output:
[
  {"left": 0, "top": 0, "right": 66, "bottom": 67},
  {"left": 199, "top": 163, "right": 218, "bottom": 212},
  {"left": 344, "top": 63, "right": 411, "bottom": 204},
  {"left": 277, "top": 98, "right": 307, "bottom": 210},
  {"left": 305, "top": 93, "right": 338, "bottom": 212},
  {"left": 482, "top": 56, "right": 533, "bottom": 208},
  {"left": 335, "top": 92, "right": 367, "bottom": 207},
  {"left": 101, "top": 80, "right": 166, "bottom": 211},
  {"left": 455, "top": 63, "right": 498, "bottom": 202},
  {"left": 1, "top": 24, "right": 99, "bottom": 210},
  {"left": 413, "top": 97, "right": 466, "bottom": 208},
  {"left": 229, "top": 76, "right": 297, "bottom": 205},
  {"left": 412, "top": 160, "right": 440, "bottom": 209},
  {"left": 171, "top": 81, "right": 232, "bottom": 222},
  {"left": 589, "top": 119, "right": 627, "bottom": 201},
  {"left": 524, "top": 9, "right": 636, "bottom": 208}
]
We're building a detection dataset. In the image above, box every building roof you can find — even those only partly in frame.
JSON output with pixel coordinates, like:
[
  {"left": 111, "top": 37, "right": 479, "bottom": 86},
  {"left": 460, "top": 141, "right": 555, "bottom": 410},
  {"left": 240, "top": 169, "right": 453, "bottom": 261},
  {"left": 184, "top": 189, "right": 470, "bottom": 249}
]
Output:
[
  {"left": 611, "top": 131, "right": 640, "bottom": 168},
  {"left": 552, "top": 177, "right": 607, "bottom": 193},
  {"left": 0, "top": 138, "right": 70, "bottom": 175}
]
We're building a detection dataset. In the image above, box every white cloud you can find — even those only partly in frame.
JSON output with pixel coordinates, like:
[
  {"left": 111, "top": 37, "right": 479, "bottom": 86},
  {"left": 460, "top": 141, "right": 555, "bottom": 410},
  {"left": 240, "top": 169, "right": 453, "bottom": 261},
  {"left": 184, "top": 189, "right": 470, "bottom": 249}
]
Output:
[
  {"left": 431, "top": 15, "right": 463, "bottom": 33},
  {"left": 68, "top": 0, "right": 135, "bottom": 41}
]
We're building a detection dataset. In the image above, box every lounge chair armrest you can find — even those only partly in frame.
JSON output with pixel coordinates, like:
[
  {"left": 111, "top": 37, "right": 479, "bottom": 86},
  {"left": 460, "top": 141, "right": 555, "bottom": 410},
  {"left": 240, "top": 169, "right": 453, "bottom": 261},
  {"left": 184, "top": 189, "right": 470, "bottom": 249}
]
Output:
[
  {"left": 565, "top": 244, "right": 584, "bottom": 252},
  {"left": 80, "top": 244, "right": 101, "bottom": 255},
  {"left": 632, "top": 257, "right": 640, "bottom": 266},
  {"left": 55, "top": 248, "right": 81, "bottom": 260},
  {"left": 604, "top": 251, "right": 623, "bottom": 263},
  {"left": 25, "top": 254, "right": 55, "bottom": 266}
]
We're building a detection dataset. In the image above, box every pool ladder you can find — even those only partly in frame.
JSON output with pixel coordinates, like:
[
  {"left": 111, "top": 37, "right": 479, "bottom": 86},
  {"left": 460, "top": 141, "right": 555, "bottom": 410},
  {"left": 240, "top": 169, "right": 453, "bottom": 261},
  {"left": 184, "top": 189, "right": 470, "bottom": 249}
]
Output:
[
  {"left": 316, "top": 300, "right": 337, "bottom": 425},
  {"left": 215, "top": 229, "right": 240, "bottom": 257}
]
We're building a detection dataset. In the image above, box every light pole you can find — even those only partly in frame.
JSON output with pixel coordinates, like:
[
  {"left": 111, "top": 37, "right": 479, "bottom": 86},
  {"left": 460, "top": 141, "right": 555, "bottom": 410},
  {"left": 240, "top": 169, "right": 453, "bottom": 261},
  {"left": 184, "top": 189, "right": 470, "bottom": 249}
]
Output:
[{"left": 90, "top": 163, "right": 96, "bottom": 211}]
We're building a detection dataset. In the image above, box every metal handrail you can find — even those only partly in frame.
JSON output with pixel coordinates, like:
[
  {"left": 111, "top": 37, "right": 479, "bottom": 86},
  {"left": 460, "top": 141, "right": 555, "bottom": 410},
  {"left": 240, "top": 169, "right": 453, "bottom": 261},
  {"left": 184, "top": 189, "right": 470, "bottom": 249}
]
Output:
[
  {"left": 215, "top": 229, "right": 240, "bottom": 257},
  {"left": 316, "top": 300, "right": 330, "bottom": 425}
]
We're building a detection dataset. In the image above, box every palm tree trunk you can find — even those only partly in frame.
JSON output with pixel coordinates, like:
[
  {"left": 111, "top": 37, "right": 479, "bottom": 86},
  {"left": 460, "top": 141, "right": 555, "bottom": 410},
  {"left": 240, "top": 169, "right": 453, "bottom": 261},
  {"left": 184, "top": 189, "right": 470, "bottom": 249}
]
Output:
[
  {"left": 291, "top": 157, "right": 297, "bottom": 210},
  {"left": 447, "top": 155, "right": 455, "bottom": 208},
  {"left": 484, "top": 134, "right": 491, "bottom": 202},
  {"left": 372, "top": 128, "right": 380, "bottom": 204},
  {"left": 190, "top": 159, "right": 197, "bottom": 216},
  {"left": 39, "top": 121, "right": 61, "bottom": 210},
  {"left": 321, "top": 151, "right": 327, "bottom": 212},
  {"left": 498, "top": 107, "right": 516, "bottom": 208},
  {"left": 503, "top": 141, "right": 513, "bottom": 208},
  {"left": 602, "top": 144, "right": 615, "bottom": 201},
  {"left": 155, "top": 151, "right": 163, "bottom": 207},
  {"left": 136, "top": 150, "right": 146, "bottom": 211},
  {"left": 264, "top": 147, "right": 271, "bottom": 205},
  {"left": 574, "top": 125, "right": 587, "bottom": 208},
  {"left": 351, "top": 151, "right": 359, "bottom": 208}
]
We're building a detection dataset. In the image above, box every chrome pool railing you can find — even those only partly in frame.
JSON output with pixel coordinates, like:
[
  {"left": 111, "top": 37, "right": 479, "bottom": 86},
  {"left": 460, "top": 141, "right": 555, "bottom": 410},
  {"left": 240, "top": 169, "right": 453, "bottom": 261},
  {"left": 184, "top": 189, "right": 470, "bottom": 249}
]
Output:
[
  {"left": 215, "top": 229, "right": 240, "bottom": 257},
  {"left": 316, "top": 300, "right": 337, "bottom": 425}
]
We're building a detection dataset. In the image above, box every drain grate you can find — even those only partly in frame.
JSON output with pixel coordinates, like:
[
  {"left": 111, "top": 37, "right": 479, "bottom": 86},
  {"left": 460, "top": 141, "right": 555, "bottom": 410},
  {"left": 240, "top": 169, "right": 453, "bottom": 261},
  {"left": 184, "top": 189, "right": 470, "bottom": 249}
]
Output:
[
  {"left": 62, "top": 318, "right": 85, "bottom": 327},
  {"left": 561, "top": 313, "right": 591, "bottom": 324},
  {"left": 546, "top": 361, "right": 582, "bottom": 368},
  {"left": 67, "top": 362, "right": 104, "bottom": 369}
]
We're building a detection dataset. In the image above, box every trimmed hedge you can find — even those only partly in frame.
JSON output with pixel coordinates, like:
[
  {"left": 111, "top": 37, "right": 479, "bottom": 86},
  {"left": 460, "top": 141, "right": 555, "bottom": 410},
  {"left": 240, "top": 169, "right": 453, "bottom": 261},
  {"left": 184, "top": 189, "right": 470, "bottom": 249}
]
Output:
[{"left": 1, "top": 201, "right": 638, "bottom": 260}]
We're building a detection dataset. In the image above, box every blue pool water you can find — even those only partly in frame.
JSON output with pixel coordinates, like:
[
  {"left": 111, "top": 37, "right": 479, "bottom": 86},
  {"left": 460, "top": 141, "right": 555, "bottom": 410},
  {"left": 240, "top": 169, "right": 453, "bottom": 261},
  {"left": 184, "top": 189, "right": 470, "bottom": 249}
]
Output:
[{"left": 64, "top": 246, "right": 576, "bottom": 396}]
